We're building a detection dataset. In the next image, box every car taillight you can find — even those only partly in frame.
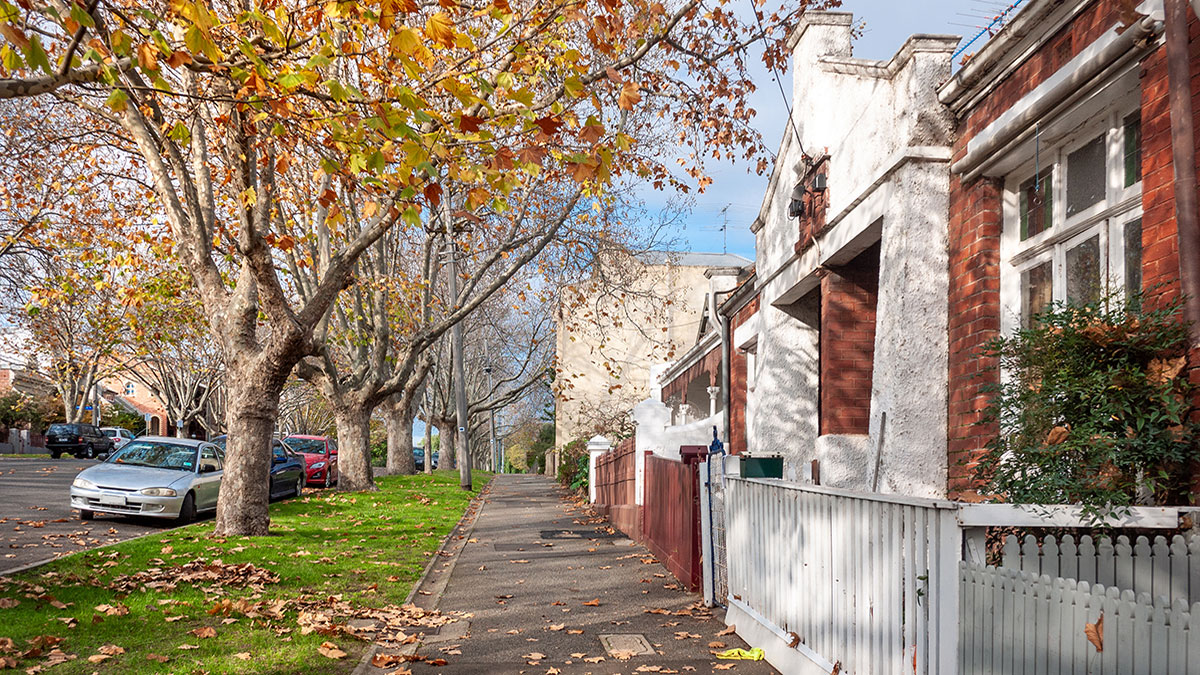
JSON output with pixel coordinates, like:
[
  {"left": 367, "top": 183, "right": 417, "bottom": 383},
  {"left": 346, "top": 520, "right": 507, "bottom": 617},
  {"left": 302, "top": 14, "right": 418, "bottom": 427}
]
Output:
[{"left": 77, "top": 436, "right": 84, "bottom": 442}]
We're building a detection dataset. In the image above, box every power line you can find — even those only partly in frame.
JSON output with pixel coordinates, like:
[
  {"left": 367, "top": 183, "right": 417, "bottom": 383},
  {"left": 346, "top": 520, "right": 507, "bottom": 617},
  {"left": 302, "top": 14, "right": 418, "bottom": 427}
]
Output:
[{"left": 747, "top": 2, "right": 807, "bottom": 160}]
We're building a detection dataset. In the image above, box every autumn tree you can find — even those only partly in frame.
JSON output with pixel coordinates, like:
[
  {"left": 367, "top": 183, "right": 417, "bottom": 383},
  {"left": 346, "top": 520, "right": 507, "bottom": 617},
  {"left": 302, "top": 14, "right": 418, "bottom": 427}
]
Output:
[{"left": 0, "top": 0, "right": 828, "bottom": 534}]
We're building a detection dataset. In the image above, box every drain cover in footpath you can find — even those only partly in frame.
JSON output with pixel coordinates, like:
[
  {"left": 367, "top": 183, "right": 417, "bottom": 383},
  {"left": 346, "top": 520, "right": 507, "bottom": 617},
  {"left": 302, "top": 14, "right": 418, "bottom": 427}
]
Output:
[{"left": 599, "top": 634, "right": 655, "bottom": 657}]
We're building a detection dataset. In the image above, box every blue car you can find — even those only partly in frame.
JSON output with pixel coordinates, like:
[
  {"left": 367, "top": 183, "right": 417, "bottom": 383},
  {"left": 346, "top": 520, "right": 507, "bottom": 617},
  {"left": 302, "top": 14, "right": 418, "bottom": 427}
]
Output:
[
  {"left": 413, "top": 448, "right": 439, "bottom": 471},
  {"left": 208, "top": 435, "right": 305, "bottom": 500}
]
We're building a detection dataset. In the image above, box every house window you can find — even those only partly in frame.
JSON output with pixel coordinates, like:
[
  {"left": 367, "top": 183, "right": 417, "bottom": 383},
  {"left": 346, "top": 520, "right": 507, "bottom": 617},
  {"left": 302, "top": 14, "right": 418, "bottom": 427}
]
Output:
[
  {"left": 124, "top": 382, "right": 136, "bottom": 396},
  {"left": 1007, "top": 107, "right": 1143, "bottom": 328}
]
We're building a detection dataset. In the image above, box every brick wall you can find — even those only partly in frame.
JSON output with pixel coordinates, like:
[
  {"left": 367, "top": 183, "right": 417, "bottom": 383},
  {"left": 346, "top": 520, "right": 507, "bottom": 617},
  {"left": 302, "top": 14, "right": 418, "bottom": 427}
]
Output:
[
  {"left": 728, "top": 295, "right": 760, "bottom": 455},
  {"left": 946, "top": 0, "right": 1200, "bottom": 497},
  {"left": 819, "top": 244, "right": 880, "bottom": 436},
  {"left": 946, "top": 176, "right": 1003, "bottom": 499},
  {"left": 661, "top": 345, "right": 721, "bottom": 409}
]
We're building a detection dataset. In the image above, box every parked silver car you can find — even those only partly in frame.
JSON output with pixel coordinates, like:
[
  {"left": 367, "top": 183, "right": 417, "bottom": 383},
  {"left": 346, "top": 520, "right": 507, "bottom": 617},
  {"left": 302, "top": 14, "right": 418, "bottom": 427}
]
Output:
[{"left": 69, "top": 437, "right": 224, "bottom": 522}]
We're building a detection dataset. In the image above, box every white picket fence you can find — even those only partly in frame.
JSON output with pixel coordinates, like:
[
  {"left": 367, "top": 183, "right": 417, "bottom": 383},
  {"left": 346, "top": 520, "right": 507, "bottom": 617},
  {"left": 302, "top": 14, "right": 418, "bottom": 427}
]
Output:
[
  {"left": 1000, "top": 534, "right": 1200, "bottom": 605},
  {"left": 724, "top": 476, "right": 961, "bottom": 675},
  {"left": 961, "top": 562, "right": 1200, "bottom": 673},
  {"left": 721, "top": 475, "right": 1200, "bottom": 675}
]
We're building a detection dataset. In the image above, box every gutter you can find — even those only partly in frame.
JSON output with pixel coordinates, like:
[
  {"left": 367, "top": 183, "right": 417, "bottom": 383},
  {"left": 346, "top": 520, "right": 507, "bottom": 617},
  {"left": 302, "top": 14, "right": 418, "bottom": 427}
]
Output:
[{"left": 952, "top": 15, "right": 1164, "bottom": 181}]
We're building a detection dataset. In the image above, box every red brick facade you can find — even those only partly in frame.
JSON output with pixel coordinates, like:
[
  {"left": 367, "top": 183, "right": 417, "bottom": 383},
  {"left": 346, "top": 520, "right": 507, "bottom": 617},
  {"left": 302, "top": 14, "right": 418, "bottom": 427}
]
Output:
[
  {"left": 947, "top": 0, "right": 1200, "bottom": 497},
  {"left": 819, "top": 244, "right": 880, "bottom": 436},
  {"left": 661, "top": 346, "right": 721, "bottom": 410},
  {"left": 728, "top": 294, "right": 760, "bottom": 455}
]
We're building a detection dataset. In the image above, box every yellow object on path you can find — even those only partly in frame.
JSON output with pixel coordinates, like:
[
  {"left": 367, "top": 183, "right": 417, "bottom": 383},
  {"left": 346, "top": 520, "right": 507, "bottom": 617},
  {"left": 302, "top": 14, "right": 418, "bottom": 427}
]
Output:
[{"left": 715, "top": 647, "right": 765, "bottom": 660}]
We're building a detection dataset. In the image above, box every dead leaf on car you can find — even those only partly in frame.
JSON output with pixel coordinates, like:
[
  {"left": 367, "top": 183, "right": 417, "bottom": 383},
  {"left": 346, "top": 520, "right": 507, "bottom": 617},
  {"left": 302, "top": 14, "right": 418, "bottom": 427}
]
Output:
[{"left": 1085, "top": 613, "right": 1104, "bottom": 652}]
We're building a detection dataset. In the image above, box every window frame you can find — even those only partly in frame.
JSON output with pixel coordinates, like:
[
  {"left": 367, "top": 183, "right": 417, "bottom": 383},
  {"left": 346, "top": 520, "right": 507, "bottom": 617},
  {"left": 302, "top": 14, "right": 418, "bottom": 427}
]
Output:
[{"left": 1000, "top": 99, "right": 1143, "bottom": 335}]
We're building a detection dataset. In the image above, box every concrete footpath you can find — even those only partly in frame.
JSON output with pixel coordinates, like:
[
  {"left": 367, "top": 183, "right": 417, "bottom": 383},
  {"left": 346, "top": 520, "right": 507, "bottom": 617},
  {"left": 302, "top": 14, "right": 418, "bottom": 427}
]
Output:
[{"left": 380, "top": 474, "right": 778, "bottom": 674}]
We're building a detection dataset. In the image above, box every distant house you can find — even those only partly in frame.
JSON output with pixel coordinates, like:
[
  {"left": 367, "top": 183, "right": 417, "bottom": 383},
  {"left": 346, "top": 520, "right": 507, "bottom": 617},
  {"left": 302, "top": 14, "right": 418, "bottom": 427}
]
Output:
[
  {"left": 0, "top": 361, "right": 55, "bottom": 399},
  {"left": 552, "top": 250, "right": 748, "bottom": 469}
]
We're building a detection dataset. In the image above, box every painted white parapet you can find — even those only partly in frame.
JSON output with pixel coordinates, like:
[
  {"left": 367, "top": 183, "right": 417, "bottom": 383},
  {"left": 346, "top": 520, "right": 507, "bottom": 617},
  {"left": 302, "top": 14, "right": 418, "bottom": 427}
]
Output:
[
  {"left": 631, "top": 397, "right": 670, "bottom": 506},
  {"left": 586, "top": 435, "right": 611, "bottom": 503}
]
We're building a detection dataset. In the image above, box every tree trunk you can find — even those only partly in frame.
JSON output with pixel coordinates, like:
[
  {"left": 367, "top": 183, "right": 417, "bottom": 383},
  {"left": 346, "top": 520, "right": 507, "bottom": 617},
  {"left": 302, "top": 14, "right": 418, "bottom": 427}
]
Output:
[
  {"left": 442, "top": 427, "right": 456, "bottom": 470},
  {"left": 213, "top": 372, "right": 280, "bottom": 536},
  {"left": 335, "top": 402, "right": 376, "bottom": 491},
  {"left": 424, "top": 420, "right": 434, "bottom": 475},
  {"left": 385, "top": 402, "right": 416, "bottom": 475}
]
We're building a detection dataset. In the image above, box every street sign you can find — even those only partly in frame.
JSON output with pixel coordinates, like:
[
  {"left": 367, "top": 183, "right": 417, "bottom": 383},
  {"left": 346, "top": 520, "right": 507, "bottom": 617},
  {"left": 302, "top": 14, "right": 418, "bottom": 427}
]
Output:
[{"left": 143, "top": 413, "right": 152, "bottom": 422}]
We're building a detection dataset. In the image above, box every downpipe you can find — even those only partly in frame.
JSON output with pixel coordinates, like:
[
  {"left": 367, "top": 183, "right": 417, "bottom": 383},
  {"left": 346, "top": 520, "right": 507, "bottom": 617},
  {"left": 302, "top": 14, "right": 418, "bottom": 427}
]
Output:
[{"left": 1166, "top": 0, "right": 1200, "bottom": 349}]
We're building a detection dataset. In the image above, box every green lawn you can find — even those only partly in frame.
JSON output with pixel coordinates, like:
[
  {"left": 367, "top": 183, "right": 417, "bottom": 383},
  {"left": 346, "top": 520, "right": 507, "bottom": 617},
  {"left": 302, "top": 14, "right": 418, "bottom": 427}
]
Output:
[
  {"left": 0, "top": 454, "right": 49, "bottom": 459},
  {"left": 0, "top": 471, "right": 488, "bottom": 674}
]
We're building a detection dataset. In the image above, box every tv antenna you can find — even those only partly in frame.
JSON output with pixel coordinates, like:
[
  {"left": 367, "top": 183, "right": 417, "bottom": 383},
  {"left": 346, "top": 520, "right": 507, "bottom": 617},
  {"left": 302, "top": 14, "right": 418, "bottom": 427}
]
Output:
[{"left": 701, "top": 204, "right": 731, "bottom": 254}]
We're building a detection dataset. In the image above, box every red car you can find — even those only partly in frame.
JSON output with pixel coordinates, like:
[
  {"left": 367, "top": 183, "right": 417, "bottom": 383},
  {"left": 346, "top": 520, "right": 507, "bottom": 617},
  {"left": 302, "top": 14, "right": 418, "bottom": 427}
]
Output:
[{"left": 283, "top": 435, "right": 339, "bottom": 488}]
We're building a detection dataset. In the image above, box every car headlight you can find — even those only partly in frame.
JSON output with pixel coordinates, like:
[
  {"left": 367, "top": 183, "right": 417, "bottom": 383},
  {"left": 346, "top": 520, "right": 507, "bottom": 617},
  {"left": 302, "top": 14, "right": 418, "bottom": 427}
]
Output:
[
  {"left": 72, "top": 477, "right": 95, "bottom": 489},
  {"left": 139, "top": 487, "right": 177, "bottom": 497},
  {"left": 311, "top": 462, "right": 326, "bottom": 469}
]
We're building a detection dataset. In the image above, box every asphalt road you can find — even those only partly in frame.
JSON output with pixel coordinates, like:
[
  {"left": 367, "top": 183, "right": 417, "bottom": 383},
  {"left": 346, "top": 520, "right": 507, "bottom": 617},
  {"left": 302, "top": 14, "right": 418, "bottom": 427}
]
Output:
[{"left": 0, "top": 457, "right": 176, "bottom": 575}]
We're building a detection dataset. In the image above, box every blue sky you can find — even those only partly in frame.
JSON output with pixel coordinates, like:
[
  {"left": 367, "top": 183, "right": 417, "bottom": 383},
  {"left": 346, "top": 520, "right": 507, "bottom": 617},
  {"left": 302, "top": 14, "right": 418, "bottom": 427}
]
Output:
[{"left": 669, "top": 0, "right": 982, "bottom": 259}]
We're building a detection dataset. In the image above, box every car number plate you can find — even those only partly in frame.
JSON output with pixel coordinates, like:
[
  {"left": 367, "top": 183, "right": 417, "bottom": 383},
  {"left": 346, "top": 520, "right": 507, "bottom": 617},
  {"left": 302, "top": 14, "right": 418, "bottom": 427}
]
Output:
[{"left": 98, "top": 493, "right": 126, "bottom": 506}]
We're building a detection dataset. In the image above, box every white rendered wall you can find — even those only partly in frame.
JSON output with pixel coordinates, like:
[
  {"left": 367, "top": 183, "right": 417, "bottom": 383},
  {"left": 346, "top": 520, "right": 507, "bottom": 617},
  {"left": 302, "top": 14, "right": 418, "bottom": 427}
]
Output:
[{"left": 744, "top": 12, "right": 956, "bottom": 497}]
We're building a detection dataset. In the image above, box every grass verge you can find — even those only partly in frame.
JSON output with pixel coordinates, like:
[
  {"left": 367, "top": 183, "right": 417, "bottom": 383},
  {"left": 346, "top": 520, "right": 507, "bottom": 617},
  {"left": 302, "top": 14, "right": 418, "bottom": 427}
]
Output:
[
  {"left": 0, "top": 470, "right": 488, "bottom": 674},
  {"left": 0, "top": 454, "right": 49, "bottom": 459}
]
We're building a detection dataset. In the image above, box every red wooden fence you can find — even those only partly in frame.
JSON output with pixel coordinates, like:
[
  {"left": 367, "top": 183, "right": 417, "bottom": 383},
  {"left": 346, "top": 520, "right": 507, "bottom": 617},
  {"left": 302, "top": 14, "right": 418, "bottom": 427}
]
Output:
[
  {"left": 593, "top": 437, "right": 642, "bottom": 539},
  {"left": 643, "top": 454, "right": 701, "bottom": 592}
]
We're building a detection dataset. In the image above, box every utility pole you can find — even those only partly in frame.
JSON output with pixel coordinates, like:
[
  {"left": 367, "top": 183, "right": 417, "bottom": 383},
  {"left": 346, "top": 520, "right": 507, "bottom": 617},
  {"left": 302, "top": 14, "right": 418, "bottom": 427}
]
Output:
[{"left": 443, "top": 188, "right": 472, "bottom": 491}]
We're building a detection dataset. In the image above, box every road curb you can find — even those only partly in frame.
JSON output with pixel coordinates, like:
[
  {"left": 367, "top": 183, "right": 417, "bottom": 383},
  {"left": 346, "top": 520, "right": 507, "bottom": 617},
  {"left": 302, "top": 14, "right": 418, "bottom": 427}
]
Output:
[
  {"left": 0, "top": 524, "right": 181, "bottom": 579},
  {"left": 351, "top": 477, "right": 493, "bottom": 675},
  {"left": 406, "top": 477, "right": 492, "bottom": 606}
]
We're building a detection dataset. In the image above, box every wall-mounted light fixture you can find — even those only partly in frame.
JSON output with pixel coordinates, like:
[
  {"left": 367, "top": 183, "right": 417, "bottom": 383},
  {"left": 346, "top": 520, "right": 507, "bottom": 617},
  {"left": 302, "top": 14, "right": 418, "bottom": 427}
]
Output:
[{"left": 787, "top": 183, "right": 805, "bottom": 219}]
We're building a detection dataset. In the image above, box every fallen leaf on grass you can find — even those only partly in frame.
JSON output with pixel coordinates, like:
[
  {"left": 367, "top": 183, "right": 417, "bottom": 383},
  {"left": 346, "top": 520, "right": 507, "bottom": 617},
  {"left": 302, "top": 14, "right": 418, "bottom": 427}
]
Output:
[
  {"left": 318, "top": 641, "right": 346, "bottom": 659},
  {"left": 178, "top": 644, "right": 200, "bottom": 650},
  {"left": 146, "top": 653, "right": 169, "bottom": 663},
  {"left": 234, "top": 652, "right": 251, "bottom": 660},
  {"left": 0, "top": 598, "right": 18, "bottom": 609},
  {"left": 98, "top": 644, "right": 125, "bottom": 656},
  {"left": 190, "top": 626, "right": 217, "bottom": 639},
  {"left": 87, "top": 654, "right": 112, "bottom": 664},
  {"left": 164, "top": 615, "right": 185, "bottom": 622}
]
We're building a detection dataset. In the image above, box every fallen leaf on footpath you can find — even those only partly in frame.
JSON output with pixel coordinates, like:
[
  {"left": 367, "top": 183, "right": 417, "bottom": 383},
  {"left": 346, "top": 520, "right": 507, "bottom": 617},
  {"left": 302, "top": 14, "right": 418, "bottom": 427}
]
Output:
[
  {"left": 582, "top": 598, "right": 601, "bottom": 606},
  {"left": 547, "top": 623, "right": 565, "bottom": 631},
  {"left": 583, "top": 656, "right": 605, "bottom": 663},
  {"left": 708, "top": 641, "right": 726, "bottom": 649},
  {"left": 713, "top": 664, "right": 736, "bottom": 671},
  {"left": 567, "top": 629, "right": 584, "bottom": 634},
  {"left": 611, "top": 649, "right": 637, "bottom": 660},
  {"left": 717, "top": 626, "right": 736, "bottom": 636}
]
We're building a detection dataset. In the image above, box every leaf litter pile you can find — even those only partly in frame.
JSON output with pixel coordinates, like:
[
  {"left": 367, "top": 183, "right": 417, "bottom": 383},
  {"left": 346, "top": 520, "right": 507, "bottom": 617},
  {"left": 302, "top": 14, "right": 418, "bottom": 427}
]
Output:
[{"left": 0, "top": 471, "right": 483, "bottom": 673}]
